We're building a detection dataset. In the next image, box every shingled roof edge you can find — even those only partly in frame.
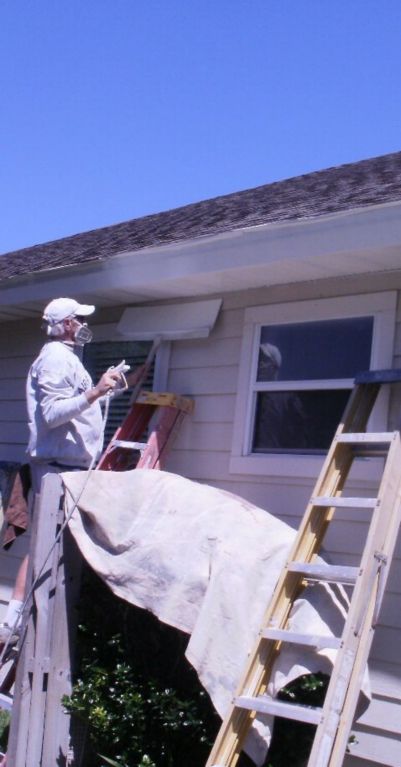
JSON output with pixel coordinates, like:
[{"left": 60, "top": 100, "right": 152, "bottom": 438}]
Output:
[{"left": 1, "top": 150, "right": 401, "bottom": 282}]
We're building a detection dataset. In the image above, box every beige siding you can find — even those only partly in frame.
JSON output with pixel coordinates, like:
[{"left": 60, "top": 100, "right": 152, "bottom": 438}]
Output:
[
  {"left": 0, "top": 320, "right": 41, "bottom": 463},
  {"left": 0, "top": 277, "right": 400, "bottom": 765}
]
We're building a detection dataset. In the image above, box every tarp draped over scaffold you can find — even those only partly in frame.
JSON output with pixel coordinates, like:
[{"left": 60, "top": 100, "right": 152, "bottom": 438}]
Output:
[{"left": 62, "top": 468, "right": 366, "bottom": 766}]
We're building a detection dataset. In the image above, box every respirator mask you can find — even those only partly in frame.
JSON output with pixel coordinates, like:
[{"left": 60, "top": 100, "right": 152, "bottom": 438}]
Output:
[{"left": 73, "top": 318, "right": 93, "bottom": 346}]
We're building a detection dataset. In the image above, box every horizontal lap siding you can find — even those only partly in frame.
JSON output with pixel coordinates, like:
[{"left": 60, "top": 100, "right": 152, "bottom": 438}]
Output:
[
  {"left": 0, "top": 321, "right": 40, "bottom": 463},
  {"left": 166, "top": 288, "right": 401, "bottom": 767},
  {"left": 0, "top": 285, "right": 400, "bottom": 766},
  {"left": 167, "top": 307, "right": 242, "bottom": 483}
]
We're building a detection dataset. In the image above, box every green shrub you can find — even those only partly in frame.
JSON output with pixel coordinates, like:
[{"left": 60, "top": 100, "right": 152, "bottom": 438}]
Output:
[
  {"left": 0, "top": 709, "right": 10, "bottom": 754},
  {"left": 63, "top": 568, "right": 219, "bottom": 767},
  {"left": 265, "top": 673, "right": 328, "bottom": 767},
  {"left": 65, "top": 567, "right": 329, "bottom": 767}
]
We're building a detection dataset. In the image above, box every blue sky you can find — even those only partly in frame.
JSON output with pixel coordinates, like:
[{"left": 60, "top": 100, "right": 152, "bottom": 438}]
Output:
[{"left": 1, "top": 0, "right": 401, "bottom": 254}]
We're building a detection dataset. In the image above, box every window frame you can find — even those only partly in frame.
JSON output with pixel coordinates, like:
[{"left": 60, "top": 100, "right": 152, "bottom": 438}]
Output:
[{"left": 230, "top": 292, "right": 397, "bottom": 479}]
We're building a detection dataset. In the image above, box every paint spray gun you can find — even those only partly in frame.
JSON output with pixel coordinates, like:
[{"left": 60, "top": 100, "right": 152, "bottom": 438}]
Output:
[{"left": 107, "top": 359, "right": 131, "bottom": 391}]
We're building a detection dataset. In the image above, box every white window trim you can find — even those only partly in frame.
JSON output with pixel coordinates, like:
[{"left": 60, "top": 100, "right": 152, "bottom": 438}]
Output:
[{"left": 230, "top": 291, "right": 397, "bottom": 480}]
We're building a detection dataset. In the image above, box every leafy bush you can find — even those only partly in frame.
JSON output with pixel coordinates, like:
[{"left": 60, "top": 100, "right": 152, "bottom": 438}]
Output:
[
  {"left": 0, "top": 709, "right": 10, "bottom": 755},
  {"left": 63, "top": 567, "right": 219, "bottom": 767},
  {"left": 65, "top": 567, "right": 329, "bottom": 767},
  {"left": 265, "top": 673, "right": 328, "bottom": 767}
]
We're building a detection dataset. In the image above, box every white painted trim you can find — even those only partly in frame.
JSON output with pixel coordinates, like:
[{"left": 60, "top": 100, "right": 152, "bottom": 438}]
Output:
[
  {"left": 230, "top": 291, "right": 397, "bottom": 479},
  {"left": 117, "top": 299, "right": 223, "bottom": 340},
  {"left": 153, "top": 341, "right": 171, "bottom": 391},
  {"left": 2, "top": 202, "right": 401, "bottom": 312}
]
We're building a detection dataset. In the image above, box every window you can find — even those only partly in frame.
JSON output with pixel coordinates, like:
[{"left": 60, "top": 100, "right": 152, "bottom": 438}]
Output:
[
  {"left": 253, "top": 317, "right": 373, "bottom": 454},
  {"left": 230, "top": 293, "right": 396, "bottom": 478}
]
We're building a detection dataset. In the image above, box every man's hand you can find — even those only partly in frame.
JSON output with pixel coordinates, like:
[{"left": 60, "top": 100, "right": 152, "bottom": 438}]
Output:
[{"left": 86, "top": 370, "right": 122, "bottom": 403}]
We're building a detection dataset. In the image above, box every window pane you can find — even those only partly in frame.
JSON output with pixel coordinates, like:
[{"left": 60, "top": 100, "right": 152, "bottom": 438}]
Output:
[
  {"left": 257, "top": 317, "right": 373, "bottom": 382},
  {"left": 253, "top": 389, "right": 350, "bottom": 453}
]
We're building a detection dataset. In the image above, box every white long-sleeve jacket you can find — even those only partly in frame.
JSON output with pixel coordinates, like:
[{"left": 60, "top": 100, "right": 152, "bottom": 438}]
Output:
[{"left": 26, "top": 341, "right": 104, "bottom": 468}]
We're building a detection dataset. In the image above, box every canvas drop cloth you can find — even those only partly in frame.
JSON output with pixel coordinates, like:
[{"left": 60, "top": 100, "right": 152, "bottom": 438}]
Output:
[{"left": 62, "top": 468, "right": 365, "bottom": 765}]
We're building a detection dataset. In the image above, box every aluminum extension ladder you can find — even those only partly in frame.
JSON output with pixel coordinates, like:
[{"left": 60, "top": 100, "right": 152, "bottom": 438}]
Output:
[
  {"left": 97, "top": 389, "right": 194, "bottom": 471},
  {"left": 206, "top": 369, "right": 401, "bottom": 767}
]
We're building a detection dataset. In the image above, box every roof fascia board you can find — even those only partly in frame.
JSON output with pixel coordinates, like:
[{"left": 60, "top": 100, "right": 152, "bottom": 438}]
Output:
[{"left": 1, "top": 200, "right": 401, "bottom": 308}]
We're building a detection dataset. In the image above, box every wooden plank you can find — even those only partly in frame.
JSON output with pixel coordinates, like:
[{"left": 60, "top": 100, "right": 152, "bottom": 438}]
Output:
[
  {"left": 311, "top": 496, "right": 377, "bottom": 508},
  {"left": 287, "top": 562, "right": 359, "bottom": 585},
  {"left": 262, "top": 627, "right": 341, "bottom": 650},
  {"left": 234, "top": 695, "right": 323, "bottom": 725},
  {"left": 6, "top": 475, "right": 71, "bottom": 767},
  {"left": 41, "top": 526, "right": 82, "bottom": 764},
  {"left": 25, "top": 476, "right": 63, "bottom": 767},
  {"left": 337, "top": 433, "right": 394, "bottom": 444}
]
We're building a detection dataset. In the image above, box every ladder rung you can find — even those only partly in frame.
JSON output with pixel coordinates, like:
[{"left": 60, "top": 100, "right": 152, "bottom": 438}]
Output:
[
  {"left": 337, "top": 432, "right": 394, "bottom": 444},
  {"left": 288, "top": 562, "right": 359, "bottom": 585},
  {"left": 262, "top": 627, "right": 342, "bottom": 650},
  {"left": 110, "top": 440, "right": 148, "bottom": 451},
  {"left": 234, "top": 695, "right": 323, "bottom": 725},
  {"left": 311, "top": 496, "right": 377, "bottom": 508}
]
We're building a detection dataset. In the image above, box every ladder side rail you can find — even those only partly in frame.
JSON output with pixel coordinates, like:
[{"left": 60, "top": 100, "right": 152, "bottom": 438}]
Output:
[
  {"left": 324, "top": 436, "right": 401, "bottom": 767},
  {"left": 136, "top": 406, "right": 185, "bottom": 470},
  {"left": 339, "top": 383, "right": 380, "bottom": 434},
  {"left": 307, "top": 432, "right": 401, "bottom": 767}
]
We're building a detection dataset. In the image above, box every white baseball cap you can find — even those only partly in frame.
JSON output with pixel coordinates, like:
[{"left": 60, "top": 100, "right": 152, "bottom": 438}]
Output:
[{"left": 42, "top": 297, "right": 95, "bottom": 326}]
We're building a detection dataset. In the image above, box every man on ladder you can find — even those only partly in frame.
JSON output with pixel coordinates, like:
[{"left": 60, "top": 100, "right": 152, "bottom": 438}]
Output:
[{"left": 0, "top": 297, "right": 144, "bottom": 647}]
